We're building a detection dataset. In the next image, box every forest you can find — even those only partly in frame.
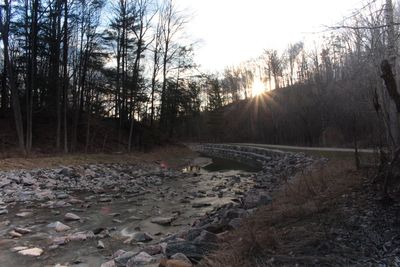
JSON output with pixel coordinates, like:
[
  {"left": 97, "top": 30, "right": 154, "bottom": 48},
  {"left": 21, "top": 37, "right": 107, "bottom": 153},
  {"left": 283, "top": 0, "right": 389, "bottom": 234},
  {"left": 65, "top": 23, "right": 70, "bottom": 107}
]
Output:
[{"left": 0, "top": 0, "right": 399, "bottom": 158}]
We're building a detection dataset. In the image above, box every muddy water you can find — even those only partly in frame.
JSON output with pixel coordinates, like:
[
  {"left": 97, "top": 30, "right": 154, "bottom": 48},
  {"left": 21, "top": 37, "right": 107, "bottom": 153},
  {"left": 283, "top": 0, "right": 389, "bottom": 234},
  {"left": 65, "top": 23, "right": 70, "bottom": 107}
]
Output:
[{"left": 0, "top": 157, "right": 257, "bottom": 267}]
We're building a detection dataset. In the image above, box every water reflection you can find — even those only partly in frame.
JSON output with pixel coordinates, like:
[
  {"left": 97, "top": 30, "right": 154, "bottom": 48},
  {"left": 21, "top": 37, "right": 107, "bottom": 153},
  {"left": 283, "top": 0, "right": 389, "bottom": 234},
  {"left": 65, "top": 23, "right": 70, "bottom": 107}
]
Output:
[{"left": 183, "top": 157, "right": 261, "bottom": 173}]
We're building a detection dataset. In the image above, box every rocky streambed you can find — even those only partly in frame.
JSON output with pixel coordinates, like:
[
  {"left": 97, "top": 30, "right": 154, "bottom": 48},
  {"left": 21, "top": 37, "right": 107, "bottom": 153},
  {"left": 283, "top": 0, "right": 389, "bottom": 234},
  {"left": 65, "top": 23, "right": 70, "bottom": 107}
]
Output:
[{"left": 0, "top": 149, "right": 315, "bottom": 267}]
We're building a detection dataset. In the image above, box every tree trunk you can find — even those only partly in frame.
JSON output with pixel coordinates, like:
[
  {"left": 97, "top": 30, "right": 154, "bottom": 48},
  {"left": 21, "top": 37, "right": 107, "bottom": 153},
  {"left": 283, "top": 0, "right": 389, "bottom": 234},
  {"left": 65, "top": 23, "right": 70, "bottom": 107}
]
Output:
[
  {"left": 62, "top": 0, "right": 69, "bottom": 153},
  {"left": 384, "top": 0, "right": 400, "bottom": 150},
  {"left": 0, "top": 2, "right": 26, "bottom": 154}
]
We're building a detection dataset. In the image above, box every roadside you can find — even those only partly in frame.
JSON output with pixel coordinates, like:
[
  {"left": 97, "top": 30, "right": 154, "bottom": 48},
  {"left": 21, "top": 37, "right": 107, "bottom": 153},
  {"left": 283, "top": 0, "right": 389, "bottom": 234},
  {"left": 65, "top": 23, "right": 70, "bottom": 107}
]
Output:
[
  {"left": 233, "top": 142, "right": 375, "bottom": 159},
  {"left": 200, "top": 159, "right": 400, "bottom": 266}
]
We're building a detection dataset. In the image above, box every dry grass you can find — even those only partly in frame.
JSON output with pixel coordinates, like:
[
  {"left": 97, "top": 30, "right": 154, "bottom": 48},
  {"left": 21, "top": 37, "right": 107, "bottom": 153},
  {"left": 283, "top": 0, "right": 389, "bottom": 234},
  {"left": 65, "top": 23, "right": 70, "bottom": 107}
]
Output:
[
  {"left": 200, "top": 160, "right": 363, "bottom": 267},
  {"left": 0, "top": 144, "right": 196, "bottom": 171}
]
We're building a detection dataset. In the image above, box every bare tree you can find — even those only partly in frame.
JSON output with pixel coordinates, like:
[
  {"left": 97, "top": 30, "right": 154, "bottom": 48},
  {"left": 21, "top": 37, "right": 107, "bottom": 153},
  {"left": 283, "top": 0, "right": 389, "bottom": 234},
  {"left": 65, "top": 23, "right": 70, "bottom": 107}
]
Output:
[{"left": 0, "top": 1, "right": 26, "bottom": 154}]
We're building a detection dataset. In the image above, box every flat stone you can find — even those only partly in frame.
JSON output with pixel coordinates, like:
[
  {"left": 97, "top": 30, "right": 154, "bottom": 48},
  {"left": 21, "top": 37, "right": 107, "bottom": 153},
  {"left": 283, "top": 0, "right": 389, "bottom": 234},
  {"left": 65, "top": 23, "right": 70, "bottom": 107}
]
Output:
[
  {"left": 64, "top": 213, "right": 81, "bottom": 221},
  {"left": 16, "top": 211, "right": 32, "bottom": 218},
  {"left": 18, "top": 247, "right": 43, "bottom": 257},
  {"left": 0, "top": 209, "right": 8, "bottom": 215},
  {"left": 47, "top": 221, "right": 71, "bottom": 232},
  {"left": 68, "top": 231, "right": 94, "bottom": 241},
  {"left": 52, "top": 236, "right": 69, "bottom": 245},
  {"left": 10, "top": 246, "right": 29, "bottom": 252},
  {"left": 151, "top": 216, "right": 175, "bottom": 226},
  {"left": 9, "top": 230, "right": 22, "bottom": 238},
  {"left": 14, "top": 227, "right": 32, "bottom": 234},
  {"left": 56, "top": 192, "right": 69, "bottom": 199}
]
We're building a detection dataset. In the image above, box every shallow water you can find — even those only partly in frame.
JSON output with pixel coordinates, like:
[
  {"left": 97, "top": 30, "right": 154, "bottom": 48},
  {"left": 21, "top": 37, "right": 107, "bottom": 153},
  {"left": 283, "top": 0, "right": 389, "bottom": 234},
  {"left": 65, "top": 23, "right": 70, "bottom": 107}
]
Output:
[
  {"left": 202, "top": 157, "right": 261, "bottom": 172},
  {"left": 0, "top": 157, "right": 257, "bottom": 267}
]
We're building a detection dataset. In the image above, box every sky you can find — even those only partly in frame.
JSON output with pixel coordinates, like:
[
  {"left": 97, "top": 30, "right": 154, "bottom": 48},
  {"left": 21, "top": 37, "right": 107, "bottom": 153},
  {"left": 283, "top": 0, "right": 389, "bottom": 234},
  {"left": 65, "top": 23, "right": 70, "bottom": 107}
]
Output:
[{"left": 174, "top": 0, "right": 368, "bottom": 72}]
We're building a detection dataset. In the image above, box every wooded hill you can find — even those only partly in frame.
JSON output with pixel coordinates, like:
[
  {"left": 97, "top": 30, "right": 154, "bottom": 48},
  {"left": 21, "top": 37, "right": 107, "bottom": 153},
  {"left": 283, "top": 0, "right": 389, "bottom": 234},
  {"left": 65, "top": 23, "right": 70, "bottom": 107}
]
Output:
[{"left": 179, "top": 81, "right": 380, "bottom": 148}]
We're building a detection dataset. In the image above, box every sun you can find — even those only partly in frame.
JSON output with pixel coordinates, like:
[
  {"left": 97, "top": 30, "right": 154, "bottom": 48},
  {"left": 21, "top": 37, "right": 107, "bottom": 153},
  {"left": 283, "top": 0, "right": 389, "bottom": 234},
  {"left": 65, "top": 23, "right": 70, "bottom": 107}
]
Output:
[{"left": 251, "top": 78, "right": 265, "bottom": 96}]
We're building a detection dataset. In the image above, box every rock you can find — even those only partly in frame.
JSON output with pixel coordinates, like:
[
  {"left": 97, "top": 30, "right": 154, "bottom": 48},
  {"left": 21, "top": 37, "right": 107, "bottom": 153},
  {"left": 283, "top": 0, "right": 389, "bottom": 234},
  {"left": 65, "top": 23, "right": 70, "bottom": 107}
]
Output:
[
  {"left": 193, "top": 230, "right": 218, "bottom": 243},
  {"left": 48, "top": 244, "right": 59, "bottom": 250},
  {"left": 99, "top": 198, "right": 112, "bottom": 202},
  {"left": 56, "top": 192, "right": 69, "bottom": 199},
  {"left": 16, "top": 211, "right": 32, "bottom": 218},
  {"left": 97, "top": 240, "right": 105, "bottom": 249},
  {"left": 11, "top": 246, "right": 29, "bottom": 252},
  {"left": 114, "top": 251, "right": 136, "bottom": 266},
  {"left": 112, "top": 249, "right": 127, "bottom": 259},
  {"left": 228, "top": 218, "right": 241, "bottom": 229},
  {"left": 151, "top": 216, "right": 175, "bottom": 226},
  {"left": 100, "top": 260, "right": 117, "bottom": 267},
  {"left": 64, "top": 213, "right": 81, "bottom": 221},
  {"left": 93, "top": 227, "right": 106, "bottom": 235},
  {"left": 170, "top": 253, "right": 192, "bottom": 264},
  {"left": 60, "top": 167, "right": 74, "bottom": 177},
  {"left": 243, "top": 191, "right": 272, "bottom": 209},
  {"left": 68, "top": 231, "right": 94, "bottom": 241},
  {"left": 9, "top": 230, "right": 22, "bottom": 238},
  {"left": 22, "top": 174, "right": 36, "bottom": 186},
  {"left": 166, "top": 241, "right": 217, "bottom": 262},
  {"left": 223, "top": 208, "right": 246, "bottom": 220},
  {"left": 0, "top": 179, "right": 11, "bottom": 188},
  {"left": 47, "top": 221, "right": 71, "bottom": 232},
  {"left": 18, "top": 247, "right": 43, "bottom": 257},
  {"left": 52, "top": 236, "right": 69, "bottom": 245},
  {"left": 126, "top": 252, "right": 155, "bottom": 266},
  {"left": 141, "top": 244, "right": 163, "bottom": 255},
  {"left": 14, "top": 227, "right": 32, "bottom": 234},
  {"left": 0, "top": 209, "right": 8, "bottom": 215},
  {"left": 132, "top": 232, "right": 153, "bottom": 242},
  {"left": 185, "top": 228, "right": 203, "bottom": 241}
]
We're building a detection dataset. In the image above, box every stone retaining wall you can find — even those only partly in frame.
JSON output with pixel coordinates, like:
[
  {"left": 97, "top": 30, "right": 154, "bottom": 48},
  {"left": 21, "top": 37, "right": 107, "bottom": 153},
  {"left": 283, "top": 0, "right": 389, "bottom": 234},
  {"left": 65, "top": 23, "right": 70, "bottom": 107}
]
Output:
[{"left": 191, "top": 143, "right": 287, "bottom": 168}]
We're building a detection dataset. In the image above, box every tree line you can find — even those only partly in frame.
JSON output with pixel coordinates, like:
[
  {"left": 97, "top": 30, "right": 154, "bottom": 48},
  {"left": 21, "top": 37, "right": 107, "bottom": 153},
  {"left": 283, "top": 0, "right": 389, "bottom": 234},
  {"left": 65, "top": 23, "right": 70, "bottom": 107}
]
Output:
[
  {"left": 0, "top": 0, "right": 203, "bottom": 154},
  {"left": 178, "top": 0, "right": 400, "bottom": 157}
]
